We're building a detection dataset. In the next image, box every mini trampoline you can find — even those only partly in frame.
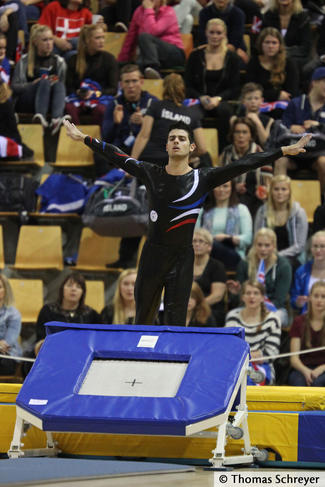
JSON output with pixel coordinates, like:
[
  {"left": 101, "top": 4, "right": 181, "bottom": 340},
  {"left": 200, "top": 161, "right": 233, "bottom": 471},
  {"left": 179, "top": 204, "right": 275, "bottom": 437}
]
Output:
[{"left": 9, "top": 324, "right": 264, "bottom": 468}]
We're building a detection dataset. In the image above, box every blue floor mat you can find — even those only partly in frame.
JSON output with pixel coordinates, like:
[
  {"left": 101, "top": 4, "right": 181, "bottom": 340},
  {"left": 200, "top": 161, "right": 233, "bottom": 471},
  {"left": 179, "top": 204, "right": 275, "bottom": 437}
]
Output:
[{"left": 0, "top": 457, "right": 195, "bottom": 485}]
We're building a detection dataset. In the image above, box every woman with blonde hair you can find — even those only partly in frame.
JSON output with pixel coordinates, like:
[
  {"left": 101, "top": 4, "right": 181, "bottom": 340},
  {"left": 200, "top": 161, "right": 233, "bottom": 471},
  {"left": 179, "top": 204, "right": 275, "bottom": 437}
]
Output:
[
  {"left": 12, "top": 24, "right": 67, "bottom": 134},
  {"left": 185, "top": 18, "right": 240, "bottom": 152},
  {"left": 246, "top": 27, "right": 299, "bottom": 104},
  {"left": 289, "top": 281, "right": 325, "bottom": 386},
  {"left": 262, "top": 0, "right": 311, "bottom": 67},
  {"left": 65, "top": 24, "right": 119, "bottom": 125},
  {"left": 291, "top": 230, "right": 325, "bottom": 314},
  {"left": 0, "top": 274, "right": 22, "bottom": 375},
  {"left": 254, "top": 174, "right": 308, "bottom": 269},
  {"left": 226, "top": 279, "right": 281, "bottom": 384},
  {"left": 228, "top": 227, "right": 292, "bottom": 327},
  {"left": 101, "top": 268, "right": 137, "bottom": 325},
  {"left": 131, "top": 72, "right": 211, "bottom": 166},
  {"left": 186, "top": 281, "right": 213, "bottom": 327}
]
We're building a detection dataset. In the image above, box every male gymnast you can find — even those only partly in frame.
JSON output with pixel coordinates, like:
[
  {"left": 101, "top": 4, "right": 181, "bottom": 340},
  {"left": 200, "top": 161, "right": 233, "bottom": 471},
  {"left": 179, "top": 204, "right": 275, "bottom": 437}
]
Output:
[{"left": 64, "top": 119, "right": 311, "bottom": 325}]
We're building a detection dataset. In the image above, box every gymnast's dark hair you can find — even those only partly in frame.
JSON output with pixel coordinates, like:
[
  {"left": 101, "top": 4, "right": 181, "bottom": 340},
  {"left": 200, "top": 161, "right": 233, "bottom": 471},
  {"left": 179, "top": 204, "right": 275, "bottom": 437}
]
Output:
[{"left": 167, "top": 121, "right": 194, "bottom": 144}]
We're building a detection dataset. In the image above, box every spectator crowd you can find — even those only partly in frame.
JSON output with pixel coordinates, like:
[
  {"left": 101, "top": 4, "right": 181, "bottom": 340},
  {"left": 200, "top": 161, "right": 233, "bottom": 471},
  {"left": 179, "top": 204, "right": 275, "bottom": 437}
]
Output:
[{"left": 1, "top": 0, "right": 325, "bottom": 387}]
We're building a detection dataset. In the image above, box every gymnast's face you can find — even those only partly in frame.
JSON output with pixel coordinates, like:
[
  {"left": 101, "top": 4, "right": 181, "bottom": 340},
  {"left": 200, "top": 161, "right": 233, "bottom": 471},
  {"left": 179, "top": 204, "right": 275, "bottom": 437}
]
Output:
[{"left": 166, "top": 129, "right": 195, "bottom": 158}]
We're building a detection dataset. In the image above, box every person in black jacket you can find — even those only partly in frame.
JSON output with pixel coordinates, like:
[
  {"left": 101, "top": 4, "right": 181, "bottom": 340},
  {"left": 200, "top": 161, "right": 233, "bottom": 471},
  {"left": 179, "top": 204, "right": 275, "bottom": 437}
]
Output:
[
  {"left": 34, "top": 272, "right": 100, "bottom": 354},
  {"left": 185, "top": 17, "right": 240, "bottom": 151},
  {"left": 246, "top": 27, "right": 299, "bottom": 107},
  {"left": 23, "top": 271, "right": 100, "bottom": 377},
  {"left": 262, "top": 0, "right": 311, "bottom": 68},
  {"left": 65, "top": 24, "right": 119, "bottom": 125},
  {"left": 198, "top": 0, "right": 247, "bottom": 64}
]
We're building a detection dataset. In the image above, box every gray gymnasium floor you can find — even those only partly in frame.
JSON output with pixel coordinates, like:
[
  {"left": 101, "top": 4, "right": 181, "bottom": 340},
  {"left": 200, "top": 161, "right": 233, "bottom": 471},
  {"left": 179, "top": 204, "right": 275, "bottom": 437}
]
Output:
[{"left": 3, "top": 468, "right": 325, "bottom": 487}]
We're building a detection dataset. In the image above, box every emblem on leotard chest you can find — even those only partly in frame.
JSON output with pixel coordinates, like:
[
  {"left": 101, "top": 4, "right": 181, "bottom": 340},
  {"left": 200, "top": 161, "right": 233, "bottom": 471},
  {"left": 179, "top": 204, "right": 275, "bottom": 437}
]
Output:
[{"left": 150, "top": 210, "right": 158, "bottom": 222}]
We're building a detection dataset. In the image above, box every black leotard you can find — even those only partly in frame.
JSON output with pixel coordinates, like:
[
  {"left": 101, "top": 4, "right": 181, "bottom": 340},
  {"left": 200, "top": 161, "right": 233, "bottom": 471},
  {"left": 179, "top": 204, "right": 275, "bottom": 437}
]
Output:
[{"left": 85, "top": 136, "right": 282, "bottom": 325}]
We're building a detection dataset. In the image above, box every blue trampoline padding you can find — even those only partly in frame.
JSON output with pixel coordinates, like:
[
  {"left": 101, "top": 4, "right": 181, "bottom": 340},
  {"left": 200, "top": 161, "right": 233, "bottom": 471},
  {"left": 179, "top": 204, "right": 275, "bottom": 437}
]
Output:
[
  {"left": 16, "top": 324, "right": 249, "bottom": 436},
  {"left": 298, "top": 411, "right": 325, "bottom": 462}
]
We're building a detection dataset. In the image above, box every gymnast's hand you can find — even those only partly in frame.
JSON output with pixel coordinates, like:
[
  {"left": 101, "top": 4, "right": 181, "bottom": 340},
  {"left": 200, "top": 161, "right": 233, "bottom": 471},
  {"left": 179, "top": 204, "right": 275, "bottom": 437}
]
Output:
[
  {"left": 63, "top": 120, "right": 87, "bottom": 142},
  {"left": 281, "top": 133, "right": 312, "bottom": 156}
]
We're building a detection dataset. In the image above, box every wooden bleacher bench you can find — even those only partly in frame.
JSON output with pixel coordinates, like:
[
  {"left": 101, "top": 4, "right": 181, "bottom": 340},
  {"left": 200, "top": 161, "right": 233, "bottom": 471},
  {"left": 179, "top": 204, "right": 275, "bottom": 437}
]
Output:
[
  {"left": 11, "top": 225, "right": 63, "bottom": 272},
  {"left": 0, "top": 124, "right": 45, "bottom": 171},
  {"left": 103, "top": 32, "right": 126, "bottom": 58},
  {"left": 50, "top": 125, "right": 100, "bottom": 169},
  {"left": 9, "top": 278, "right": 43, "bottom": 324},
  {"left": 291, "top": 180, "right": 321, "bottom": 224},
  {"left": 74, "top": 227, "right": 122, "bottom": 273},
  {"left": 142, "top": 79, "right": 163, "bottom": 100},
  {"left": 85, "top": 280, "right": 105, "bottom": 313}
]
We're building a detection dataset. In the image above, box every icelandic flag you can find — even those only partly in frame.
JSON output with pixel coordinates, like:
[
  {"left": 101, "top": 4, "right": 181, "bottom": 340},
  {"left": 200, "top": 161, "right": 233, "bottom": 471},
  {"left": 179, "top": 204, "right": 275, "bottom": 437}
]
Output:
[{"left": 256, "top": 259, "right": 277, "bottom": 311}]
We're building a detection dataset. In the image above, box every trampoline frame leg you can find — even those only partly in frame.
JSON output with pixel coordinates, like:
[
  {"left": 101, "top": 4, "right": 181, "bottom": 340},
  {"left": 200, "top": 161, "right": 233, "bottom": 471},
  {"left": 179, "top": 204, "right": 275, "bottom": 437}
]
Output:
[
  {"left": 210, "top": 364, "right": 255, "bottom": 469},
  {"left": 8, "top": 406, "right": 60, "bottom": 459}
]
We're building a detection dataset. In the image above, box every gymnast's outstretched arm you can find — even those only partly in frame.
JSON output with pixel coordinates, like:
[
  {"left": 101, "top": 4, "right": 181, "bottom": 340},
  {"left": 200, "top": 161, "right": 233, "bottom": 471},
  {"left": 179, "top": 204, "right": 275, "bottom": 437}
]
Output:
[
  {"left": 204, "top": 134, "right": 312, "bottom": 191},
  {"left": 63, "top": 120, "right": 145, "bottom": 179}
]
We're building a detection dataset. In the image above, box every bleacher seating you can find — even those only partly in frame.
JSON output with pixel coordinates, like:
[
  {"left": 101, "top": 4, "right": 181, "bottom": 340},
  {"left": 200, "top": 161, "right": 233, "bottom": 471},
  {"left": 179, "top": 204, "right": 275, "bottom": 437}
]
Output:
[
  {"left": 85, "top": 280, "right": 105, "bottom": 313},
  {"left": 103, "top": 32, "right": 126, "bottom": 58},
  {"left": 142, "top": 79, "right": 164, "bottom": 100},
  {"left": 103, "top": 33, "right": 193, "bottom": 63},
  {"left": 50, "top": 125, "right": 100, "bottom": 169},
  {"left": 0, "top": 124, "right": 45, "bottom": 171},
  {"left": 11, "top": 225, "right": 63, "bottom": 272},
  {"left": 9, "top": 278, "right": 43, "bottom": 324},
  {"left": 291, "top": 180, "right": 321, "bottom": 223},
  {"left": 75, "top": 228, "right": 122, "bottom": 272}
]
